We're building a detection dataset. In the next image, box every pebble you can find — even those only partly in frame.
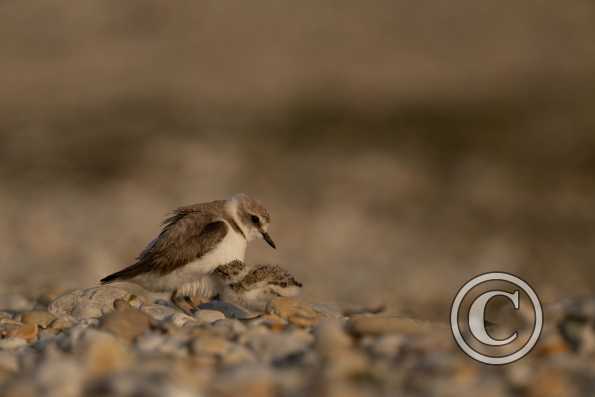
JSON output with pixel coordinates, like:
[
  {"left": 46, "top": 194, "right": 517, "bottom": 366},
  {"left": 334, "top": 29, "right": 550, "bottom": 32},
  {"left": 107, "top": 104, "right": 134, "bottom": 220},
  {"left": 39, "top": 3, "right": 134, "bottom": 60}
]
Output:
[
  {"left": 7, "top": 323, "right": 38, "bottom": 342},
  {"left": 0, "top": 295, "right": 33, "bottom": 312},
  {"left": 191, "top": 335, "right": 231, "bottom": 356},
  {"left": 537, "top": 332, "right": 570, "bottom": 357},
  {"left": 526, "top": 365, "right": 579, "bottom": 397},
  {"left": 38, "top": 328, "right": 61, "bottom": 339},
  {"left": 141, "top": 304, "right": 177, "bottom": 321},
  {"left": 100, "top": 306, "right": 151, "bottom": 342},
  {"left": 314, "top": 319, "right": 352, "bottom": 356},
  {"left": 49, "top": 286, "right": 132, "bottom": 320},
  {"left": 210, "top": 367, "right": 274, "bottom": 397},
  {"left": 0, "top": 312, "right": 13, "bottom": 321},
  {"left": 241, "top": 327, "right": 314, "bottom": 363},
  {"left": 0, "top": 351, "right": 18, "bottom": 375},
  {"left": 170, "top": 312, "right": 196, "bottom": 327},
  {"left": 289, "top": 313, "right": 320, "bottom": 328},
  {"left": 323, "top": 349, "right": 370, "bottom": 379},
  {"left": 209, "top": 318, "right": 247, "bottom": 338},
  {"left": 35, "top": 345, "right": 84, "bottom": 397},
  {"left": 321, "top": 383, "right": 374, "bottom": 397},
  {"left": 341, "top": 300, "right": 386, "bottom": 316},
  {"left": 221, "top": 345, "right": 256, "bottom": 366},
  {"left": 267, "top": 298, "right": 320, "bottom": 327},
  {"left": 194, "top": 309, "right": 226, "bottom": 323},
  {"left": 20, "top": 311, "right": 56, "bottom": 328},
  {"left": 251, "top": 314, "right": 287, "bottom": 331},
  {"left": 0, "top": 321, "right": 21, "bottom": 338},
  {"left": 0, "top": 337, "right": 28, "bottom": 350},
  {"left": 49, "top": 316, "right": 76, "bottom": 331},
  {"left": 135, "top": 333, "right": 167, "bottom": 352},
  {"left": 310, "top": 303, "right": 344, "bottom": 319},
  {"left": 366, "top": 334, "right": 404, "bottom": 357},
  {"left": 82, "top": 330, "right": 133, "bottom": 377},
  {"left": 1, "top": 382, "right": 37, "bottom": 397},
  {"left": 136, "top": 333, "right": 188, "bottom": 357}
]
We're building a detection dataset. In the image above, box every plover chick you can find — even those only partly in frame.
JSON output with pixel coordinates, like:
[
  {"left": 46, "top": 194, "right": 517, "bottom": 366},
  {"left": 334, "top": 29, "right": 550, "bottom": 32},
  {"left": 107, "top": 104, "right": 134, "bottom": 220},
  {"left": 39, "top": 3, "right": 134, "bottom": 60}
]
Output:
[
  {"left": 100, "top": 193, "right": 276, "bottom": 314},
  {"left": 213, "top": 261, "right": 303, "bottom": 312}
]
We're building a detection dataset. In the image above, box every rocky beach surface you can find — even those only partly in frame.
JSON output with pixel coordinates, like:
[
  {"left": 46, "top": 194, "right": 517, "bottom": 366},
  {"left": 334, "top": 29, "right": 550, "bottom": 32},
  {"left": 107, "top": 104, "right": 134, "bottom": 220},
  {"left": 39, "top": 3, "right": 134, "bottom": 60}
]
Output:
[{"left": 0, "top": 286, "right": 592, "bottom": 397}]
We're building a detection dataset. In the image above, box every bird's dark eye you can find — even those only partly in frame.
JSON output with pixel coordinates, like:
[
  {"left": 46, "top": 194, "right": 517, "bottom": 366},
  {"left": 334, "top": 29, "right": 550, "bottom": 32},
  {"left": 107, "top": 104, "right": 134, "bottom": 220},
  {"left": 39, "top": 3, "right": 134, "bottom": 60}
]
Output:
[{"left": 251, "top": 215, "right": 260, "bottom": 225}]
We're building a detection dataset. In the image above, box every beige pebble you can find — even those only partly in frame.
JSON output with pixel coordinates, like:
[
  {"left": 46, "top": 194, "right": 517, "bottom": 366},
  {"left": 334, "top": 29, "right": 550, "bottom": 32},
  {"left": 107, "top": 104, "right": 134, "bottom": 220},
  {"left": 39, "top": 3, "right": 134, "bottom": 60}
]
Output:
[
  {"left": 21, "top": 311, "right": 56, "bottom": 328},
  {"left": 0, "top": 312, "right": 13, "bottom": 321},
  {"left": 536, "top": 332, "right": 570, "bottom": 357},
  {"left": 7, "top": 323, "right": 38, "bottom": 342},
  {"left": 49, "top": 286, "right": 132, "bottom": 320},
  {"left": 0, "top": 321, "right": 21, "bottom": 338},
  {"left": 0, "top": 351, "right": 18, "bottom": 372},
  {"left": 320, "top": 382, "right": 373, "bottom": 397},
  {"left": 210, "top": 318, "right": 247, "bottom": 338},
  {"left": 210, "top": 368, "right": 274, "bottom": 397},
  {"left": 170, "top": 312, "right": 196, "bottom": 327},
  {"left": 141, "top": 304, "right": 177, "bottom": 321},
  {"left": 191, "top": 335, "right": 231, "bottom": 356},
  {"left": 341, "top": 298, "right": 386, "bottom": 317},
  {"left": 0, "top": 382, "right": 37, "bottom": 397},
  {"left": 83, "top": 330, "right": 133, "bottom": 378},
  {"left": 314, "top": 319, "right": 352, "bottom": 356},
  {"left": 526, "top": 366, "right": 579, "bottom": 397},
  {"left": 100, "top": 307, "right": 151, "bottom": 342},
  {"left": 0, "top": 318, "right": 21, "bottom": 326},
  {"left": 39, "top": 328, "right": 61, "bottom": 338},
  {"left": 0, "top": 337, "right": 28, "bottom": 350},
  {"left": 194, "top": 309, "right": 225, "bottom": 323},
  {"left": 221, "top": 345, "right": 256, "bottom": 366},
  {"left": 50, "top": 316, "right": 76, "bottom": 331},
  {"left": 323, "top": 349, "right": 370, "bottom": 379},
  {"left": 288, "top": 313, "right": 319, "bottom": 328},
  {"left": 255, "top": 314, "right": 287, "bottom": 332},
  {"left": 267, "top": 298, "right": 320, "bottom": 327}
]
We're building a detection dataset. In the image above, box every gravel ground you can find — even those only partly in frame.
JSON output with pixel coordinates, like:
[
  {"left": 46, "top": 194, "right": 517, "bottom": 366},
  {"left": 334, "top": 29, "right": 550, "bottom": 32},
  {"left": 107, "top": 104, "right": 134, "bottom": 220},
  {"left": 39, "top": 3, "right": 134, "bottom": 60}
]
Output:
[{"left": 0, "top": 285, "right": 594, "bottom": 397}]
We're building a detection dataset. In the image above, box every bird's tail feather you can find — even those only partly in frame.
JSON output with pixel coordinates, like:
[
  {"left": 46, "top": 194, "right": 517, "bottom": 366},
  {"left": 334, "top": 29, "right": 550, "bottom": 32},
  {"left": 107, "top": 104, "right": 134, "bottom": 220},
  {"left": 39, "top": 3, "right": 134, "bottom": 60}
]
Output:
[{"left": 100, "top": 263, "right": 144, "bottom": 284}]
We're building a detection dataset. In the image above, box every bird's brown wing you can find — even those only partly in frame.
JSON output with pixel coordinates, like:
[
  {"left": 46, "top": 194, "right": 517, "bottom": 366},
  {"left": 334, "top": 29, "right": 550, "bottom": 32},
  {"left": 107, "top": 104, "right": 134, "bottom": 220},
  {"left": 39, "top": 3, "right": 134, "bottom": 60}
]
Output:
[{"left": 101, "top": 204, "right": 228, "bottom": 283}]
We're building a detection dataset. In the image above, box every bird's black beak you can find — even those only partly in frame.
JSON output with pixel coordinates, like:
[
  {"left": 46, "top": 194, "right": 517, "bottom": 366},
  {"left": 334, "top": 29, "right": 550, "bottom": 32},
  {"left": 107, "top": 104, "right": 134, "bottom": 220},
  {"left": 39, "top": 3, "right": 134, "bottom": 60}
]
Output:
[{"left": 262, "top": 232, "right": 276, "bottom": 249}]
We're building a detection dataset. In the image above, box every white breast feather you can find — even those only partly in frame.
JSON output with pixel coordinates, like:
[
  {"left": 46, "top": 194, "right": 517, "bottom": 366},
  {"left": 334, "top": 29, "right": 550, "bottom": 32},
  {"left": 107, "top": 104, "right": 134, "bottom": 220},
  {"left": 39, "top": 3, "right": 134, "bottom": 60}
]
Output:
[{"left": 131, "top": 223, "right": 247, "bottom": 293}]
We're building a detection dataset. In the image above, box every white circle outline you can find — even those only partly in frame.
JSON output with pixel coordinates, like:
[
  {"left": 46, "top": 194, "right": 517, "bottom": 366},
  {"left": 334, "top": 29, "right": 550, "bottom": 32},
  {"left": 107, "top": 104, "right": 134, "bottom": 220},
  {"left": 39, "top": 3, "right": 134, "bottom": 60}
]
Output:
[{"left": 450, "top": 272, "right": 543, "bottom": 365}]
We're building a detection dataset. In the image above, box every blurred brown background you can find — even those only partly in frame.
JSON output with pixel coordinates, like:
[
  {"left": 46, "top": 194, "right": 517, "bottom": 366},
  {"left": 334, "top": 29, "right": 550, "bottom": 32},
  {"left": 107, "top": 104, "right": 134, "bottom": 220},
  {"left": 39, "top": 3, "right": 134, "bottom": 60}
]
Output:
[{"left": 1, "top": 1, "right": 594, "bottom": 319}]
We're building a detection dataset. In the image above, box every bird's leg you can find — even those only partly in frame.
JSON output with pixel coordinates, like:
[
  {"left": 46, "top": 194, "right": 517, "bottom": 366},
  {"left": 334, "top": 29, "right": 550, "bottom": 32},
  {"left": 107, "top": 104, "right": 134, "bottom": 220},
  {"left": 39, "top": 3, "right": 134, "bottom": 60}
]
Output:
[
  {"left": 187, "top": 292, "right": 211, "bottom": 308},
  {"left": 170, "top": 289, "right": 195, "bottom": 316},
  {"left": 181, "top": 293, "right": 213, "bottom": 315}
]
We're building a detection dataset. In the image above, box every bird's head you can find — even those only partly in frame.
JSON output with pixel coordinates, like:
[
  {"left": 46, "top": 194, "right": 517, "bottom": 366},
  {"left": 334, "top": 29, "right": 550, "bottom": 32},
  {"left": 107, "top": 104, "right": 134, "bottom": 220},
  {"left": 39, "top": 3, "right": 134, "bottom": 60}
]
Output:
[{"left": 227, "top": 193, "right": 276, "bottom": 248}]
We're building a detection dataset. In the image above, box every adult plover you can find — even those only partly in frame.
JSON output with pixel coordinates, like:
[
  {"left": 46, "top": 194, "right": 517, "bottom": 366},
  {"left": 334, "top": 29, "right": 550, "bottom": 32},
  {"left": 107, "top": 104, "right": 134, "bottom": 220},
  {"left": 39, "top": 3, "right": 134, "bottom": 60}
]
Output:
[
  {"left": 100, "top": 193, "right": 276, "bottom": 314},
  {"left": 212, "top": 260, "right": 302, "bottom": 312}
]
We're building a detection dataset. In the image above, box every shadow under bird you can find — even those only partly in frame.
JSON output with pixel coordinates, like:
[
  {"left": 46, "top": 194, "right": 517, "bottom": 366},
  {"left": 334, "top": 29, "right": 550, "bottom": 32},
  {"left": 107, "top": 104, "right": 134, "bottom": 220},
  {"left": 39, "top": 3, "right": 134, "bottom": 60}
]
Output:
[{"left": 100, "top": 193, "right": 276, "bottom": 314}]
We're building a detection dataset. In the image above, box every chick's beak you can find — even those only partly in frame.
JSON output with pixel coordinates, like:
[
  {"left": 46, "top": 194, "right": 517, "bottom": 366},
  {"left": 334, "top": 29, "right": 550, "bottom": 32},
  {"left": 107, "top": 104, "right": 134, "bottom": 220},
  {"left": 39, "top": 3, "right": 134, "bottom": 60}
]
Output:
[{"left": 262, "top": 232, "right": 276, "bottom": 249}]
